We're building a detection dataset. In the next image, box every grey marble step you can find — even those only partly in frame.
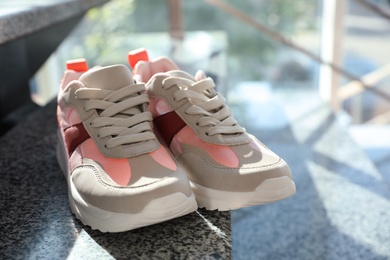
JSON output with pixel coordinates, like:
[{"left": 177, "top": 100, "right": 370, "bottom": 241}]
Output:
[
  {"left": 0, "top": 100, "right": 231, "bottom": 259},
  {"left": 0, "top": 0, "right": 109, "bottom": 134},
  {"left": 231, "top": 89, "right": 390, "bottom": 259},
  {"left": 0, "top": 0, "right": 109, "bottom": 45}
]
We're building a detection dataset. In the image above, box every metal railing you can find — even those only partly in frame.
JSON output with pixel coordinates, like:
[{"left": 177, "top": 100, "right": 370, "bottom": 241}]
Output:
[{"left": 202, "top": 0, "right": 390, "bottom": 124}]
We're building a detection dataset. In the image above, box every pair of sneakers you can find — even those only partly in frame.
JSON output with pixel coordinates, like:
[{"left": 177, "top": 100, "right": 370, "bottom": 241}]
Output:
[{"left": 56, "top": 48, "right": 296, "bottom": 232}]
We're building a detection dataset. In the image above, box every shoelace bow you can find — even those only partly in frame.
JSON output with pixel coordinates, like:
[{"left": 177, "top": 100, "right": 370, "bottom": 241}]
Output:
[
  {"left": 75, "top": 84, "right": 155, "bottom": 148},
  {"left": 162, "top": 77, "right": 245, "bottom": 136}
]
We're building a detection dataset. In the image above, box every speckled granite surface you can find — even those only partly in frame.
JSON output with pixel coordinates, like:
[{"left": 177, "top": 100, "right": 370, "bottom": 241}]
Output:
[
  {"left": 0, "top": 100, "right": 231, "bottom": 259},
  {"left": 232, "top": 89, "right": 390, "bottom": 259},
  {"left": 0, "top": 0, "right": 109, "bottom": 45}
]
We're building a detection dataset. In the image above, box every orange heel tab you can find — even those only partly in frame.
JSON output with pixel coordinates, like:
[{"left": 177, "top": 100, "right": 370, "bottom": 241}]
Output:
[
  {"left": 128, "top": 48, "right": 149, "bottom": 69},
  {"left": 66, "top": 58, "right": 89, "bottom": 72}
]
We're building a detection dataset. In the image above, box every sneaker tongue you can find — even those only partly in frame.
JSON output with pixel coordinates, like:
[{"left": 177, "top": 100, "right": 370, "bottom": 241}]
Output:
[
  {"left": 194, "top": 70, "right": 207, "bottom": 81},
  {"left": 166, "top": 69, "right": 216, "bottom": 103},
  {"left": 79, "top": 64, "right": 134, "bottom": 90},
  {"left": 166, "top": 69, "right": 207, "bottom": 82},
  {"left": 166, "top": 70, "right": 196, "bottom": 82}
]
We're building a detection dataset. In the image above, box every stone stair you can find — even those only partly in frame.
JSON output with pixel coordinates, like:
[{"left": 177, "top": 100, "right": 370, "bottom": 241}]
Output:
[
  {"left": 0, "top": 0, "right": 108, "bottom": 135},
  {"left": 231, "top": 88, "right": 390, "bottom": 259},
  {"left": 0, "top": 100, "right": 231, "bottom": 259},
  {"left": 0, "top": 1, "right": 232, "bottom": 258}
]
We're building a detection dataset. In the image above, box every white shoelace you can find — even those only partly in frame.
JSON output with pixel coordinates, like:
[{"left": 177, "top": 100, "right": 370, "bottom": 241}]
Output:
[
  {"left": 162, "top": 76, "right": 245, "bottom": 136},
  {"left": 75, "top": 84, "right": 155, "bottom": 148}
]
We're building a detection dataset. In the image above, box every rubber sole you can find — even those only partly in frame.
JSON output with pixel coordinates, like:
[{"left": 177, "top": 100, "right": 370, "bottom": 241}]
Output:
[
  {"left": 190, "top": 177, "right": 296, "bottom": 211},
  {"left": 56, "top": 130, "right": 197, "bottom": 232}
]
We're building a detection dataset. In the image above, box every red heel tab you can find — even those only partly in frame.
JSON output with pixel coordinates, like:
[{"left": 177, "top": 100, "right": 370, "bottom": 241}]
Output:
[
  {"left": 66, "top": 58, "right": 89, "bottom": 72},
  {"left": 128, "top": 48, "right": 149, "bottom": 69}
]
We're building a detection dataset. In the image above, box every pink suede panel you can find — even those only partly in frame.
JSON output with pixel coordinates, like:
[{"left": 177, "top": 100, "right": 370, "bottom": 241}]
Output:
[
  {"left": 69, "top": 146, "right": 83, "bottom": 171},
  {"left": 59, "top": 106, "right": 81, "bottom": 130},
  {"left": 148, "top": 97, "right": 172, "bottom": 118},
  {"left": 150, "top": 145, "right": 177, "bottom": 171},
  {"left": 67, "top": 108, "right": 82, "bottom": 125},
  {"left": 80, "top": 138, "right": 131, "bottom": 186},
  {"left": 64, "top": 122, "right": 90, "bottom": 156},
  {"left": 59, "top": 71, "right": 84, "bottom": 91},
  {"left": 148, "top": 97, "right": 159, "bottom": 118},
  {"left": 59, "top": 106, "right": 73, "bottom": 129},
  {"left": 176, "top": 126, "right": 239, "bottom": 168},
  {"left": 156, "top": 99, "right": 172, "bottom": 116},
  {"left": 170, "top": 135, "right": 183, "bottom": 155}
]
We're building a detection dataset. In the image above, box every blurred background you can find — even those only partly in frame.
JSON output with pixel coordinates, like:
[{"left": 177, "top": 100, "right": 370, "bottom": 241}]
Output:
[{"left": 32, "top": 0, "right": 390, "bottom": 181}]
